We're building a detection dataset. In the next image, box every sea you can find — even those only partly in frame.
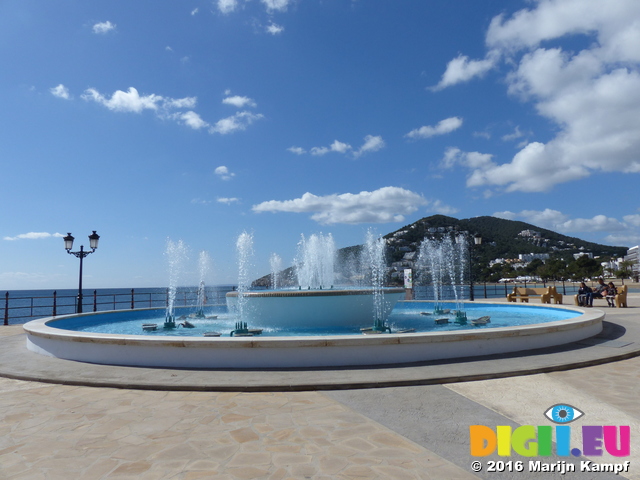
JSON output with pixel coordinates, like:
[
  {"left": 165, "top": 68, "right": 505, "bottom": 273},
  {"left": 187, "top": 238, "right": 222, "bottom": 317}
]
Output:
[{"left": 1, "top": 286, "right": 236, "bottom": 325}]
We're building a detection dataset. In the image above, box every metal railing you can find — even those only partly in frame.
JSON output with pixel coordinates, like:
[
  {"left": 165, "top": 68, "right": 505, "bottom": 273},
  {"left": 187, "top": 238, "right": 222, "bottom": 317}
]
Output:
[{"left": 3, "top": 287, "right": 234, "bottom": 325}]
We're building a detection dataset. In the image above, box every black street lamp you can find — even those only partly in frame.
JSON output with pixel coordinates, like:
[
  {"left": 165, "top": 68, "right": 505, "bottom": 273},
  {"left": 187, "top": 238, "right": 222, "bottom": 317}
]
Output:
[
  {"left": 64, "top": 231, "right": 100, "bottom": 313},
  {"left": 469, "top": 233, "right": 482, "bottom": 301}
]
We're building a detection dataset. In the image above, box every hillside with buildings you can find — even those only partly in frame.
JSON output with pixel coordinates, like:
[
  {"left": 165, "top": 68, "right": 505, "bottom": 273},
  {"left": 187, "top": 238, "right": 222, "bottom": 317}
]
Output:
[
  {"left": 384, "top": 215, "right": 635, "bottom": 284},
  {"left": 254, "top": 215, "right": 637, "bottom": 287}
]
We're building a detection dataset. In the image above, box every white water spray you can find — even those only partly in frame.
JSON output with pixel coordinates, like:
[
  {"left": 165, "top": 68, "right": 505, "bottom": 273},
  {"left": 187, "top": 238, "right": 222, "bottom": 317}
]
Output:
[
  {"left": 295, "top": 233, "right": 335, "bottom": 289},
  {"left": 269, "top": 253, "right": 283, "bottom": 290},
  {"left": 165, "top": 239, "right": 188, "bottom": 321},
  {"left": 236, "top": 231, "right": 254, "bottom": 319}
]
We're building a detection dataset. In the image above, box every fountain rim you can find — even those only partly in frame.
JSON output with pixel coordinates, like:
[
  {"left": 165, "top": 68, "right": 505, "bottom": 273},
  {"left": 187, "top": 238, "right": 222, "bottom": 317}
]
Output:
[
  {"left": 23, "top": 302, "right": 601, "bottom": 349},
  {"left": 226, "top": 287, "right": 405, "bottom": 298}
]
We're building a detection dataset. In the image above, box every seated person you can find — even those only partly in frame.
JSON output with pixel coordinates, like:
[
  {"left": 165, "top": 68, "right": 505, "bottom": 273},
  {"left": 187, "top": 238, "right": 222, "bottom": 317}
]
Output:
[
  {"left": 577, "top": 282, "right": 593, "bottom": 307},
  {"left": 606, "top": 282, "right": 618, "bottom": 307},
  {"left": 592, "top": 278, "right": 607, "bottom": 302}
]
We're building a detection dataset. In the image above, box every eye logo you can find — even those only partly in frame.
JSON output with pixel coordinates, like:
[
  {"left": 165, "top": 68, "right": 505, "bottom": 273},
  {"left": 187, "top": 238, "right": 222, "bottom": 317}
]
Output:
[{"left": 544, "top": 404, "right": 584, "bottom": 424}]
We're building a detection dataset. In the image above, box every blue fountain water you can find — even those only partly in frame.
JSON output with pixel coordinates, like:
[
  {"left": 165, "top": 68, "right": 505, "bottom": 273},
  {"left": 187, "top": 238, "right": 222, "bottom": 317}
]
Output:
[{"left": 49, "top": 301, "right": 579, "bottom": 337}]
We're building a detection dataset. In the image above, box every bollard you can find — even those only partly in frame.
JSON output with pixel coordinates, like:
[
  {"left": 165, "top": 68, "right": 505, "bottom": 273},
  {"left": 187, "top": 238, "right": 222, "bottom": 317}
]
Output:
[{"left": 4, "top": 292, "right": 8, "bottom": 326}]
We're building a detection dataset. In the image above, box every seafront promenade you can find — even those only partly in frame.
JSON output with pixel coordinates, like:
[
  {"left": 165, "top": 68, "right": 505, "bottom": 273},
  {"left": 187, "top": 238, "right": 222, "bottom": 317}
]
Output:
[{"left": 0, "top": 294, "right": 639, "bottom": 479}]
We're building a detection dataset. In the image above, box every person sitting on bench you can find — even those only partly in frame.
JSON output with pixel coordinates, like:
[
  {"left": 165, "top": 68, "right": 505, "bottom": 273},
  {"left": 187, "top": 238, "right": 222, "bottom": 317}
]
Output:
[
  {"left": 606, "top": 282, "right": 618, "bottom": 307},
  {"left": 577, "top": 282, "right": 593, "bottom": 307},
  {"left": 592, "top": 278, "right": 607, "bottom": 304}
]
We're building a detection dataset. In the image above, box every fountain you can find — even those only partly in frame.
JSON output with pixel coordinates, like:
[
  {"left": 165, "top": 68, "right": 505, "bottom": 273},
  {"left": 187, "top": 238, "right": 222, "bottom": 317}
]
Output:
[
  {"left": 416, "top": 234, "right": 468, "bottom": 321},
  {"left": 226, "top": 231, "right": 405, "bottom": 329},
  {"left": 364, "top": 230, "right": 390, "bottom": 333},
  {"left": 164, "top": 239, "right": 188, "bottom": 329},
  {"left": 269, "top": 253, "right": 282, "bottom": 290},
  {"left": 23, "top": 230, "right": 604, "bottom": 369},
  {"left": 193, "top": 251, "right": 211, "bottom": 318}
]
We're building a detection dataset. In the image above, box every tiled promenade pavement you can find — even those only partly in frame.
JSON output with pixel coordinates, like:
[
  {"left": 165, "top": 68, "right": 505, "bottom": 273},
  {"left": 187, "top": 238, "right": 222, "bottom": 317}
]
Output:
[{"left": 1, "top": 295, "right": 639, "bottom": 479}]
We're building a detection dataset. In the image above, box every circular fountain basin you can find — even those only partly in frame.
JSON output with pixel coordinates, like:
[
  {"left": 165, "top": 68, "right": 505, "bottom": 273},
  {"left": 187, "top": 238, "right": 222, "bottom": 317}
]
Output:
[
  {"left": 23, "top": 303, "right": 603, "bottom": 369},
  {"left": 225, "top": 288, "right": 406, "bottom": 328}
]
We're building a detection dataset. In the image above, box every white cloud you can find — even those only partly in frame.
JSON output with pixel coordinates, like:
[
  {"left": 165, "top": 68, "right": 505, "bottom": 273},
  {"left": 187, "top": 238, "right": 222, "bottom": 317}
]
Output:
[
  {"left": 217, "top": 197, "right": 240, "bottom": 204},
  {"left": 4, "top": 232, "right": 63, "bottom": 241},
  {"left": 266, "top": 23, "right": 284, "bottom": 35},
  {"left": 179, "top": 111, "right": 209, "bottom": 130},
  {"left": 82, "top": 87, "right": 164, "bottom": 113},
  {"left": 209, "top": 111, "right": 263, "bottom": 135},
  {"left": 92, "top": 21, "right": 116, "bottom": 34},
  {"left": 432, "top": 51, "right": 499, "bottom": 90},
  {"left": 492, "top": 209, "right": 627, "bottom": 234},
  {"left": 191, "top": 8, "right": 199, "bottom": 15},
  {"left": 214, "top": 166, "right": 235, "bottom": 181},
  {"left": 302, "top": 135, "right": 384, "bottom": 158},
  {"left": 623, "top": 214, "right": 640, "bottom": 227},
  {"left": 252, "top": 186, "right": 429, "bottom": 225},
  {"left": 354, "top": 135, "right": 385, "bottom": 157},
  {"left": 81, "top": 87, "right": 262, "bottom": 135},
  {"left": 217, "top": 0, "right": 238, "bottom": 14},
  {"left": 50, "top": 84, "right": 70, "bottom": 100},
  {"left": 434, "top": 0, "right": 640, "bottom": 193},
  {"left": 406, "top": 117, "right": 463, "bottom": 139},
  {"left": 261, "top": 0, "right": 290, "bottom": 12},
  {"left": 310, "top": 140, "right": 352, "bottom": 156},
  {"left": 501, "top": 126, "right": 525, "bottom": 142},
  {"left": 428, "top": 200, "right": 459, "bottom": 216},
  {"left": 222, "top": 95, "right": 257, "bottom": 108}
]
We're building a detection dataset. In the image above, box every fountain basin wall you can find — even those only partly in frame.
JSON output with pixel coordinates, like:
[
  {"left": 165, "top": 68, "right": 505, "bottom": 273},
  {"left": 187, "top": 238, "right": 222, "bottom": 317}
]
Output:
[
  {"left": 23, "top": 303, "right": 603, "bottom": 369},
  {"left": 225, "top": 288, "right": 405, "bottom": 328}
]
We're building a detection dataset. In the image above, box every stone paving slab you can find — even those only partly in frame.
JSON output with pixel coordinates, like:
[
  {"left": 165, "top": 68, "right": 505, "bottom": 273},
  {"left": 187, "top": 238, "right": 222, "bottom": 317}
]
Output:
[{"left": 0, "top": 377, "right": 477, "bottom": 479}]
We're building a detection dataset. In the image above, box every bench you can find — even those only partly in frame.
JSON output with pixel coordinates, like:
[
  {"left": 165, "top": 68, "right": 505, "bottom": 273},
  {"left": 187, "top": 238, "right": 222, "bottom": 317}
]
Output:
[
  {"left": 507, "top": 286, "right": 562, "bottom": 304},
  {"left": 574, "top": 284, "right": 628, "bottom": 308}
]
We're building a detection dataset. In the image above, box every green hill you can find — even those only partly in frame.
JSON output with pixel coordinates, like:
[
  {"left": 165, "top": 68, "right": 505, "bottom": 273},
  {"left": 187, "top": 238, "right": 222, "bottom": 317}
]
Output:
[{"left": 384, "top": 214, "right": 628, "bottom": 264}]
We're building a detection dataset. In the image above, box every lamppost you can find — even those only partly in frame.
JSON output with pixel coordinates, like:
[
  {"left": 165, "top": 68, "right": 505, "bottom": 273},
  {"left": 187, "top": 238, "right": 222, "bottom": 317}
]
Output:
[
  {"left": 469, "top": 233, "right": 482, "bottom": 301},
  {"left": 64, "top": 231, "right": 100, "bottom": 313}
]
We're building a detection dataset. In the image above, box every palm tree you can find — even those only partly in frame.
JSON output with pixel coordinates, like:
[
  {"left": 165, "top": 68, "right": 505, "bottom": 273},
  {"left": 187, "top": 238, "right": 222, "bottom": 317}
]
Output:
[{"left": 616, "top": 260, "right": 635, "bottom": 285}]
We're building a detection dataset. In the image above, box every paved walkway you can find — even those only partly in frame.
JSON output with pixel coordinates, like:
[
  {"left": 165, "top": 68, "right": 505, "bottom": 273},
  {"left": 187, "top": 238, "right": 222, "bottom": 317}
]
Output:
[{"left": 1, "top": 297, "right": 639, "bottom": 479}]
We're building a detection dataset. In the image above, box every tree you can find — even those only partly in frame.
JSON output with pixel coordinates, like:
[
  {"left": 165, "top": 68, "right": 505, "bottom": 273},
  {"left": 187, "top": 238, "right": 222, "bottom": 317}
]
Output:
[
  {"left": 616, "top": 260, "right": 635, "bottom": 284},
  {"left": 567, "top": 255, "right": 601, "bottom": 281},
  {"left": 537, "top": 258, "right": 567, "bottom": 281}
]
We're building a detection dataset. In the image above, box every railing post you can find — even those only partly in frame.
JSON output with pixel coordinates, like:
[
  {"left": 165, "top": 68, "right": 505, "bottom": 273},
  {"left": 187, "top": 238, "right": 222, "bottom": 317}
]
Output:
[
  {"left": 483, "top": 282, "right": 487, "bottom": 299},
  {"left": 53, "top": 291, "right": 57, "bottom": 317},
  {"left": 131, "top": 288, "right": 135, "bottom": 309},
  {"left": 93, "top": 290, "right": 97, "bottom": 312},
  {"left": 4, "top": 292, "right": 8, "bottom": 326}
]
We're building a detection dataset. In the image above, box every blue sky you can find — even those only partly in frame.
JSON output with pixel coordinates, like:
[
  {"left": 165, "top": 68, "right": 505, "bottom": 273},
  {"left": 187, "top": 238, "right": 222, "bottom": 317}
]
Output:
[{"left": 2, "top": 0, "right": 640, "bottom": 290}]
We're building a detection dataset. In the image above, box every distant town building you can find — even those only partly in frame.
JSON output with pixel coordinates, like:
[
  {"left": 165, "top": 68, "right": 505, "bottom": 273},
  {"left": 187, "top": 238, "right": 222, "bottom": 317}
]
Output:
[
  {"left": 626, "top": 246, "right": 639, "bottom": 281},
  {"left": 573, "top": 252, "right": 593, "bottom": 260},
  {"left": 518, "top": 253, "right": 550, "bottom": 263},
  {"left": 518, "top": 229, "right": 541, "bottom": 238}
]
